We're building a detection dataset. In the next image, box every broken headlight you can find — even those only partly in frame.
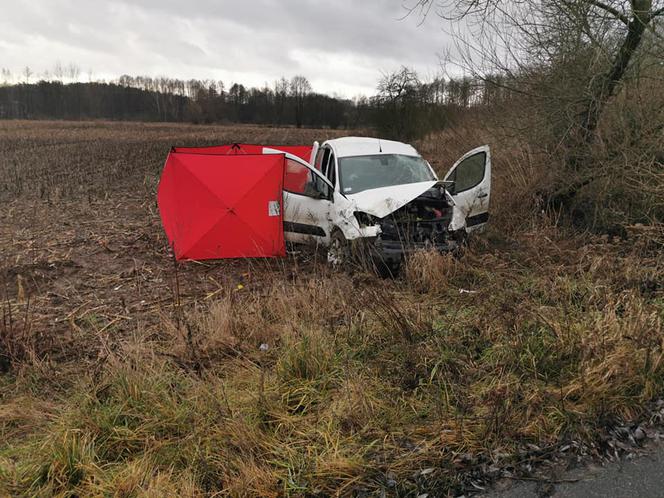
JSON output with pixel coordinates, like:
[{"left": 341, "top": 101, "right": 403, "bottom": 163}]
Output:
[{"left": 354, "top": 211, "right": 379, "bottom": 227}]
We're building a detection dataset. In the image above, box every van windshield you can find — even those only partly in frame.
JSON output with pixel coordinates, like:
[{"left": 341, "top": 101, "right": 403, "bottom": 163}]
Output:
[{"left": 338, "top": 154, "right": 435, "bottom": 194}]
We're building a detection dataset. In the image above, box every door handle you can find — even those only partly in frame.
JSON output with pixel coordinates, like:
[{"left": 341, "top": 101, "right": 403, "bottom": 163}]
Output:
[{"left": 478, "top": 192, "right": 488, "bottom": 198}]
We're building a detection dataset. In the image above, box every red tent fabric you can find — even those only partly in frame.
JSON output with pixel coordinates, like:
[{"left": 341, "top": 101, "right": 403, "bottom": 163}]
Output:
[
  {"left": 172, "top": 144, "right": 313, "bottom": 163},
  {"left": 158, "top": 152, "right": 286, "bottom": 260}
]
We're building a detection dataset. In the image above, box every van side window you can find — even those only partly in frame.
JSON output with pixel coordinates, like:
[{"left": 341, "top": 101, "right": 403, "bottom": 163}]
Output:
[
  {"left": 448, "top": 152, "right": 486, "bottom": 194},
  {"left": 284, "top": 159, "right": 329, "bottom": 199},
  {"left": 315, "top": 147, "right": 330, "bottom": 172}
]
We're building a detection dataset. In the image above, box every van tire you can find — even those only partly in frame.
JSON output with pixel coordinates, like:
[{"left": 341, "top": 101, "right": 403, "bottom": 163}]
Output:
[{"left": 327, "top": 230, "right": 351, "bottom": 268}]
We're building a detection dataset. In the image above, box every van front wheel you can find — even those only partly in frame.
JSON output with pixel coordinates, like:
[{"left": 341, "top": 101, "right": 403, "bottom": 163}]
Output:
[{"left": 327, "top": 230, "right": 351, "bottom": 268}]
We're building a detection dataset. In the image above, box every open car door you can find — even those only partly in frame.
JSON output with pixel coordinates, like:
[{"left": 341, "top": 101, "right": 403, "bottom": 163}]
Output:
[
  {"left": 263, "top": 149, "right": 335, "bottom": 245},
  {"left": 443, "top": 145, "right": 491, "bottom": 232}
]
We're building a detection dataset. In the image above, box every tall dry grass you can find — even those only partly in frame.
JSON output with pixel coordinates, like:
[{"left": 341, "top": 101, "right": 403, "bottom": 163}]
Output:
[
  {"left": 2, "top": 225, "right": 662, "bottom": 496},
  {"left": 0, "top": 121, "right": 662, "bottom": 496}
]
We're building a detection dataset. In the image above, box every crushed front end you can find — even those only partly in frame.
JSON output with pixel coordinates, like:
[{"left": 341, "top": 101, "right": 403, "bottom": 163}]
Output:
[{"left": 355, "top": 184, "right": 459, "bottom": 268}]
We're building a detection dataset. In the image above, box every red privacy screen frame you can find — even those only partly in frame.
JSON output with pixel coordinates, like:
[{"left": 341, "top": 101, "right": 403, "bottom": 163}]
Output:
[
  {"left": 157, "top": 151, "right": 286, "bottom": 260},
  {"left": 172, "top": 143, "right": 313, "bottom": 163}
]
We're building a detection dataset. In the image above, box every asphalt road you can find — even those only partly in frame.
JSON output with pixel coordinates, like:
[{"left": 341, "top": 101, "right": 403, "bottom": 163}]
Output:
[{"left": 483, "top": 442, "right": 664, "bottom": 498}]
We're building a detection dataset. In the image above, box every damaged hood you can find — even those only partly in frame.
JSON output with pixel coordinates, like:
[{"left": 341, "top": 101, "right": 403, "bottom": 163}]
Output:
[{"left": 346, "top": 181, "right": 440, "bottom": 219}]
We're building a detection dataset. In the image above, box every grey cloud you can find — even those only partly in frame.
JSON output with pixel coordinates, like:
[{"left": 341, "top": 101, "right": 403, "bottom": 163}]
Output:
[{"left": 1, "top": 0, "right": 452, "bottom": 96}]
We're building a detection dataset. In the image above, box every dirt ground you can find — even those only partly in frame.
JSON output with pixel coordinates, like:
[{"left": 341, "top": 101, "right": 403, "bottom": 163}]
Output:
[{"left": 0, "top": 121, "right": 349, "bottom": 364}]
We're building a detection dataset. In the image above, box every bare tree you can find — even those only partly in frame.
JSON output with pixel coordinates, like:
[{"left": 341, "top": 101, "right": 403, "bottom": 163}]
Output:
[
  {"left": 274, "top": 77, "right": 289, "bottom": 125},
  {"left": 405, "top": 0, "right": 664, "bottom": 225},
  {"left": 375, "top": 66, "right": 421, "bottom": 138},
  {"left": 576, "top": 1, "right": 664, "bottom": 142},
  {"left": 67, "top": 63, "right": 80, "bottom": 83},
  {"left": 23, "top": 66, "right": 32, "bottom": 84},
  {"left": 408, "top": 0, "right": 664, "bottom": 147},
  {"left": 53, "top": 61, "right": 65, "bottom": 82},
  {"left": 0, "top": 68, "right": 11, "bottom": 86},
  {"left": 374, "top": 66, "right": 449, "bottom": 139},
  {"left": 377, "top": 66, "right": 420, "bottom": 101},
  {"left": 289, "top": 75, "right": 312, "bottom": 128}
]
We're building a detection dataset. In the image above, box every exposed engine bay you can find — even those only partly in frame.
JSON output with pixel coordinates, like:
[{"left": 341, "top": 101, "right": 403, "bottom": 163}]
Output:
[
  {"left": 378, "top": 183, "right": 453, "bottom": 247},
  {"left": 351, "top": 183, "right": 459, "bottom": 270}
]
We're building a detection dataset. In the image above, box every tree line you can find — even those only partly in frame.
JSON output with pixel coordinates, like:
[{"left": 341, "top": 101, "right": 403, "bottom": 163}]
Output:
[{"left": 0, "top": 69, "right": 507, "bottom": 138}]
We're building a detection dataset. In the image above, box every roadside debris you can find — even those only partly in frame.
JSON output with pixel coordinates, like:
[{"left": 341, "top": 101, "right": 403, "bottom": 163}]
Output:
[{"left": 456, "top": 398, "right": 664, "bottom": 496}]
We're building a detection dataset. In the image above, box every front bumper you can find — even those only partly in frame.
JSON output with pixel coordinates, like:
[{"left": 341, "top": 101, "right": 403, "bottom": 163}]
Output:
[{"left": 368, "top": 235, "right": 460, "bottom": 265}]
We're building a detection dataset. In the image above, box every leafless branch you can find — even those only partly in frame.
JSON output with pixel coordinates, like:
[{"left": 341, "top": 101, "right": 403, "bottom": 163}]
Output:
[{"left": 585, "top": 0, "right": 630, "bottom": 24}]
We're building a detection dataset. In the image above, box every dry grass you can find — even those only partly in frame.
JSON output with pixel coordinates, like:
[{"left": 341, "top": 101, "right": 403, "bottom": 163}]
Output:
[{"left": 0, "top": 121, "right": 662, "bottom": 496}]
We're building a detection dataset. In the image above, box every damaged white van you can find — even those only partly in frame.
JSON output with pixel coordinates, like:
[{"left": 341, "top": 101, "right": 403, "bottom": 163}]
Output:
[{"left": 266, "top": 137, "right": 490, "bottom": 275}]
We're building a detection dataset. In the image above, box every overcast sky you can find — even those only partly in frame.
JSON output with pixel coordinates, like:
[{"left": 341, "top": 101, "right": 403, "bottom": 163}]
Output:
[{"left": 0, "top": 0, "right": 455, "bottom": 97}]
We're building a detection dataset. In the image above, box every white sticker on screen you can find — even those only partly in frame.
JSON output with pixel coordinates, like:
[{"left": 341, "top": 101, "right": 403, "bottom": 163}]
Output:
[{"left": 268, "top": 200, "right": 280, "bottom": 216}]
